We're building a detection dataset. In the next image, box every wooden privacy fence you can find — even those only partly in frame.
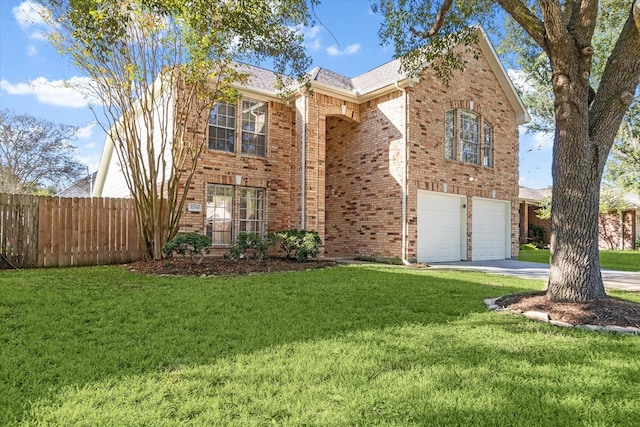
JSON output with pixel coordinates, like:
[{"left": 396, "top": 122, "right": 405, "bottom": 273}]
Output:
[{"left": 0, "top": 193, "right": 145, "bottom": 268}]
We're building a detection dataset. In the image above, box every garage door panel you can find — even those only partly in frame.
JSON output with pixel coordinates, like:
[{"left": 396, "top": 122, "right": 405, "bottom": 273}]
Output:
[
  {"left": 417, "top": 191, "right": 465, "bottom": 263},
  {"left": 472, "top": 199, "right": 510, "bottom": 261}
]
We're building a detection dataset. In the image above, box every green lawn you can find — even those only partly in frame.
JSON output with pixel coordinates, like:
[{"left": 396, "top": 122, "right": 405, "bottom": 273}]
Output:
[
  {"left": 519, "top": 246, "right": 640, "bottom": 272},
  {"left": 2, "top": 265, "right": 640, "bottom": 426}
]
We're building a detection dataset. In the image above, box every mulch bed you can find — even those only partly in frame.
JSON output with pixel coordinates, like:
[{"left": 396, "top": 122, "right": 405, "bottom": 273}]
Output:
[
  {"left": 126, "top": 256, "right": 337, "bottom": 277},
  {"left": 496, "top": 291, "right": 640, "bottom": 328}
]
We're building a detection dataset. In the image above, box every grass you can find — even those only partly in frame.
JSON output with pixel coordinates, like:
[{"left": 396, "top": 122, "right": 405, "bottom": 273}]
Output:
[
  {"left": 1, "top": 264, "right": 640, "bottom": 426},
  {"left": 519, "top": 245, "right": 640, "bottom": 272}
]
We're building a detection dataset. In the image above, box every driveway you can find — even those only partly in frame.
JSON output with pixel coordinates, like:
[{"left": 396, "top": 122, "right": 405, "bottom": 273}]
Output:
[{"left": 428, "top": 259, "right": 640, "bottom": 292}]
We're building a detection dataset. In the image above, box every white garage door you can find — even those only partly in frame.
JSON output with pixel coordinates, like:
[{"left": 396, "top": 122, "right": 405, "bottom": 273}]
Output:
[
  {"left": 417, "top": 191, "right": 466, "bottom": 263},
  {"left": 472, "top": 198, "right": 510, "bottom": 261}
]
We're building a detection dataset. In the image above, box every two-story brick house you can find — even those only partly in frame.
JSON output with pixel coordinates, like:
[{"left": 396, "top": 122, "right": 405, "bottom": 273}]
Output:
[{"left": 94, "top": 28, "right": 529, "bottom": 263}]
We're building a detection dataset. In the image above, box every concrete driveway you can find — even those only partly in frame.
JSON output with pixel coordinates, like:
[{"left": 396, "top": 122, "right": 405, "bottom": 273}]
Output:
[{"left": 428, "top": 259, "right": 640, "bottom": 292}]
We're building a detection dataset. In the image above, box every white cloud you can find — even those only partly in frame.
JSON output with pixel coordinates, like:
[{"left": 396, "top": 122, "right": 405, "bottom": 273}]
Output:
[
  {"left": 29, "top": 30, "right": 48, "bottom": 41},
  {"left": 298, "top": 25, "right": 323, "bottom": 51},
  {"left": 13, "top": 1, "right": 54, "bottom": 43},
  {"left": 326, "top": 43, "right": 361, "bottom": 56},
  {"left": 0, "top": 77, "right": 97, "bottom": 108},
  {"left": 13, "top": 1, "right": 46, "bottom": 29},
  {"left": 26, "top": 45, "right": 38, "bottom": 57},
  {"left": 76, "top": 123, "right": 97, "bottom": 139}
]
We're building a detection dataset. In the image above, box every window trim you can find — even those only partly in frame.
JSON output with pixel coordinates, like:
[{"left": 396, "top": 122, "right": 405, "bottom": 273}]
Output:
[
  {"left": 238, "top": 187, "right": 266, "bottom": 237},
  {"left": 208, "top": 102, "right": 236, "bottom": 153},
  {"left": 205, "top": 184, "right": 267, "bottom": 247},
  {"left": 444, "top": 109, "right": 494, "bottom": 168},
  {"left": 241, "top": 99, "right": 268, "bottom": 157},
  {"left": 206, "top": 184, "right": 234, "bottom": 246},
  {"left": 483, "top": 122, "right": 494, "bottom": 168}
]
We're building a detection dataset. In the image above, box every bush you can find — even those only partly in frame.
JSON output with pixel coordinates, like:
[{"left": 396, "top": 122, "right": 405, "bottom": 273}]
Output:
[
  {"left": 528, "top": 224, "right": 546, "bottom": 248},
  {"left": 273, "top": 229, "right": 321, "bottom": 262},
  {"left": 228, "top": 233, "right": 274, "bottom": 261},
  {"left": 162, "top": 233, "right": 212, "bottom": 263}
]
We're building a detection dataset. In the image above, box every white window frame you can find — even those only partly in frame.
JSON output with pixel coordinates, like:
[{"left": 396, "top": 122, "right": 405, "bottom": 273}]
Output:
[{"left": 206, "top": 184, "right": 234, "bottom": 245}]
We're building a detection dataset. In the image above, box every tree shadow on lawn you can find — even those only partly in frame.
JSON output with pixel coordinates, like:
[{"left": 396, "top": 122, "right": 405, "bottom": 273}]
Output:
[
  {"left": 2, "top": 265, "right": 637, "bottom": 425},
  {"left": 22, "top": 313, "right": 640, "bottom": 426}
]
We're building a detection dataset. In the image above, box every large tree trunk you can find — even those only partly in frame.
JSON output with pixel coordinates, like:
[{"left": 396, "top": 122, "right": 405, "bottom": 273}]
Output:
[
  {"left": 547, "top": 125, "right": 606, "bottom": 301},
  {"left": 536, "top": 0, "right": 640, "bottom": 303}
]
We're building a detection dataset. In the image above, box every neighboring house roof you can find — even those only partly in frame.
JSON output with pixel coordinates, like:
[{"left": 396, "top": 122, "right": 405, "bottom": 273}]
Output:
[
  {"left": 519, "top": 185, "right": 640, "bottom": 210},
  {"left": 623, "top": 193, "right": 640, "bottom": 209},
  {"left": 519, "top": 186, "right": 550, "bottom": 203},
  {"left": 56, "top": 172, "right": 97, "bottom": 197}
]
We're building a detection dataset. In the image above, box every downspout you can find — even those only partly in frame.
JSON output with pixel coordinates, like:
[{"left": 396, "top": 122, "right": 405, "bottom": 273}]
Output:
[
  {"left": 298, "top": 91, "right": 307, "bottom": 230},
  {"left": 395, "top": 81, "right": 410, "bottom": 265}
]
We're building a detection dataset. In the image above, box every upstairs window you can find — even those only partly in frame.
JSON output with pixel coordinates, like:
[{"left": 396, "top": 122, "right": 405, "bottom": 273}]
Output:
[
  {"left": 242, "top": 99, "right": 267, "bottom": 157},
  {"left": 483, "top": 122, "right": 493, "bottom": 167},
  {"left": 460, "top": 111, "right": 479, "bottom": 164},
  {"left": 444, "top": 109, "right": 493, "bottom": 168},
  {"left": 209, "top": 98, "right": 268, "bottom": 157},
  {"left": 445, "top": 110, "right": 456, "bottom": 160},
  {"left": 209, "top": 102, "right": 236, "bottom": 153}
]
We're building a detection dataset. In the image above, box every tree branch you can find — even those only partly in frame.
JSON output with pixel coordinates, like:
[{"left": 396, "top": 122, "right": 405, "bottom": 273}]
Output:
[
  {"left": 590, "top": 2, "right": 640, "bottom": 166},
  {"left": 409, "top": 0, "right": 454, "bottom": 38},
  {"left": 497, "top": 0, "right": 547, "bottom": 50}
]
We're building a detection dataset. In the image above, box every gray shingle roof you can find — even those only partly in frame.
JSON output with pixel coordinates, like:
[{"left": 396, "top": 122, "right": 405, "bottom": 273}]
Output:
[
  {"left": 235, "top": 59, "right": 406, "bottom": 96},
  {"left": 351, "top": 59, "right": 404, "bottom": 92},
  {"left": 519, "top": 186, "right": 550, "bottom": 202}
]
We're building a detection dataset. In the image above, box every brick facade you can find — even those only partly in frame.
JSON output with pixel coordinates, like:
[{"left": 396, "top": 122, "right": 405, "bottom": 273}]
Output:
[{"left": 165, "top": 34, "right": 526, "bottom": 261}]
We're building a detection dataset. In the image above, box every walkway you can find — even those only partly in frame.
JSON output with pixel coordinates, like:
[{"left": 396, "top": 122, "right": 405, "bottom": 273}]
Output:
[{"left": 427, "top": 259, "right": 640, "bottom": 292}]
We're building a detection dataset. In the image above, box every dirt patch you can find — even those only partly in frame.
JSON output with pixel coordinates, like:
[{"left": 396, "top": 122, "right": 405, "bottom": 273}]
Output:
[
  {"left": 496, "top": 291, "right": 640, "bottom": 328},
  {"left": 126, "top": 256, "right": 337, "bottom": 277}
]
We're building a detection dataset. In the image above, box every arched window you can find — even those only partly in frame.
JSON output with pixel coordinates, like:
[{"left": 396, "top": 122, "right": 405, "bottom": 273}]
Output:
[{"left": 445, "top": 109, "right": 493, "bottom": 168}]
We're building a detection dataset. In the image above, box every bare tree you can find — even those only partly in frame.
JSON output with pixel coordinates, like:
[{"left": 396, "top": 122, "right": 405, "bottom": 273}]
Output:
[{"left": 0, "top": 108, "right": 84, "bottom": 194}]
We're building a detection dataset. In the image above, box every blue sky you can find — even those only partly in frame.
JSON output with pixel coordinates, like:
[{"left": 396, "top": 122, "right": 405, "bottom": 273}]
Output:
[{"left": 0, "top": 0, "right": 552, "bottom": 189}]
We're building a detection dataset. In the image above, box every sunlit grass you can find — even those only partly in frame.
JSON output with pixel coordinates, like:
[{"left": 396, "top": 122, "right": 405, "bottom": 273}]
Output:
[
  {"left": 1, "top": 265, "right": 639, "bottom": 426},
  {"left": 519, "top": 246, "right": 640, "bottom": 272}
]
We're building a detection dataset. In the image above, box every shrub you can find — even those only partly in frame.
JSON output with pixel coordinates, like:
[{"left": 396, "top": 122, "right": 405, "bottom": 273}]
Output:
[
  {"left": 528, "top": 224, "right": 546, "bottom": 248},
  {"left": 228, "top": 233, "right": 274, "bottom": 261},
  {"left": 273, "top": 229, "right": 321, "bottom": 262},
  {"left": 162, "top": 233, "right": 212, "bottom": 263}
]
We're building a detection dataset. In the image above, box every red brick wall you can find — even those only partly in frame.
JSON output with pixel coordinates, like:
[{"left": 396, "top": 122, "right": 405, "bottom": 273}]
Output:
[
  {"left": 178, "top": 96, "right": 297, "bottom": 255},
  {"left": 324, "top": 93, "right": 405, "bottom": 259},
  {"left": 599, "top": 210, "right": 636, "bottom": 250},
  {"left": 405, "top": 47, "right": 520, "bottom": 261}
]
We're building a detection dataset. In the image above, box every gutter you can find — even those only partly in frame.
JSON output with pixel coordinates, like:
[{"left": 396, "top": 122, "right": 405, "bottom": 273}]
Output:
[{"left": 395, "top": 81, "right": 410, "bottom": 265}]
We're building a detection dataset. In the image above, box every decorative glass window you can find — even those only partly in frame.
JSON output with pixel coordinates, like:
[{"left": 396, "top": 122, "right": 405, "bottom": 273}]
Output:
[
  {"left": 460, "top": 110, "right": 480, "bottom": 164},
  {"left": 445, "top": 109, "right": 494, "bottom": 167},
  {"left": 239, "top": 187, "right": 265, "bottom": 236},
  {"left": 209, "top": 102, "right": 236, "bottom": 153},
  {"left": 445, "top": 110, "right": 457, "bottom": 160},
  {"left": 241, "top": 99, "right": 267, "bottom": 156},
  {"left": 206, "top": 184, "right": 234, "bottom": 245},
  {"left": 483, "top": 122, "right": 493, "bottom": 168}
]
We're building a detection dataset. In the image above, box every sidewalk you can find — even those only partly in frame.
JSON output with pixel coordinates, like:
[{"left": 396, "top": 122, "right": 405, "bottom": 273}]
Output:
[{"left": 427, "top": 259, "right": 640, "bottom": 292}]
